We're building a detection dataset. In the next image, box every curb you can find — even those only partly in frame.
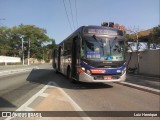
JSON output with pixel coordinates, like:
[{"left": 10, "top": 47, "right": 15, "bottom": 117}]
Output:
[{"left": 116, "top": 82, "right": 160, "bottom": 95}]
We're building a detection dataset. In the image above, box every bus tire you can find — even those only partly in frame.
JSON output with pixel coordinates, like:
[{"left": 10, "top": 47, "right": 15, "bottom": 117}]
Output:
[
  {"left": 67, "top": 67, "right": 71, "bottom": 79},
  {"left": 67, "top": 67, "right": 76, "bottom": 83},
  {"left": 55, "top": 69, "right": 59, "bottom": 74},
  {"left": 55, "top": 70, "right": 58, "bottom": 74}
]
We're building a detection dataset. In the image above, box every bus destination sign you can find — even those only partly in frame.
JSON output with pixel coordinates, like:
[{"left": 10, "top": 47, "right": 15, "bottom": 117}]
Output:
[{"left": 86, "top": 28, "right": 118, "bottom": 36}]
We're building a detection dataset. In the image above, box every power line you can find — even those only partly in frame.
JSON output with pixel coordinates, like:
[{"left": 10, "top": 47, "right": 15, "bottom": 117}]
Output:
[
  {"left": 62, "top": 0, "right": 73, "bottom": 32},
  {"left": 0, "top": 18, "right": 6, "bottom": 27},
  {"left": 75, "top": 0, "right": 78, "bottom": 28},
  {"left": 68, "top": 0, "right": 75, "bottom": 30}
]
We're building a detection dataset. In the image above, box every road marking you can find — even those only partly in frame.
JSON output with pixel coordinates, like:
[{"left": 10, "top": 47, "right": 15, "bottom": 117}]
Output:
[
  {"left": 24, "top": 107, "right": 34, "bottom": 111},
  {"left": 16, "top": 84, "right": 48, "bottom": 111},
  {"left": 48, "top": 81, "right": 92, "bottom": 120},
  {"left": 39, "top": 93, "right": 49, "bottom": 97},
  {"left": 5, "top": 84, "right": 48, "bottom": 120},
  {"left": 5, "top": 81, "right": 92, "bottom": 120}
]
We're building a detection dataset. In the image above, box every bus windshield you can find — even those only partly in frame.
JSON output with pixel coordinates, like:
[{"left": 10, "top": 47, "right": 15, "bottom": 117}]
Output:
[{"left": 81, "top": 36, "right": 125, "bottom": 61}]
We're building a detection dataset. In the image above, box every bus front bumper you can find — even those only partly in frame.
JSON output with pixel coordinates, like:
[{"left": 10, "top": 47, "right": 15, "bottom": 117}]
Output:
[{"left": 79, "top": 71, "right": 126, "bottom": 83}]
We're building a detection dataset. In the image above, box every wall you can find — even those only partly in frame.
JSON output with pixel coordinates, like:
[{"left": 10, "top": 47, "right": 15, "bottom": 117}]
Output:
[
  {"left": 126, "top": 50, "right": 160, "bottom": 76},
  {"left": 24, "top": 58, "right": 45, "bottom": 64},
  {"left": 0, "top": 56, "right": 21, "bottom": 63}
]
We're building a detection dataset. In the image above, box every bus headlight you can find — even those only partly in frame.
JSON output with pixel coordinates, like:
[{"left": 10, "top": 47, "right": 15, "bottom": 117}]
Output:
[
  {"left": 82, "top": 67, "right": 85, "bottom": 71},
  {"left": 116, "top": 70, "right": 121, "bottom": 73}
]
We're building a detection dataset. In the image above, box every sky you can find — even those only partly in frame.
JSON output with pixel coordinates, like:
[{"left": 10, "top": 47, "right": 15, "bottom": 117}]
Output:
[{"left": 0, "top": 0, "right": 159, "bottom": 44}]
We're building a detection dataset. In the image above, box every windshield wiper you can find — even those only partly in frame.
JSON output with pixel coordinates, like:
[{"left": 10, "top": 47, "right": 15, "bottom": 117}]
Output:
[{"left": 92, "top": 35, "right": 104, "bottom": 56}]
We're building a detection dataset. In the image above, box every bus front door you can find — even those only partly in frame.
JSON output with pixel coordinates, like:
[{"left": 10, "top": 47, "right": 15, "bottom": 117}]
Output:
[
  {"left": 58, "top": 46, "right": 61, "bottom": 71},
  {"left": 71, "top": 39, "right": 77, "bottom": 78}
]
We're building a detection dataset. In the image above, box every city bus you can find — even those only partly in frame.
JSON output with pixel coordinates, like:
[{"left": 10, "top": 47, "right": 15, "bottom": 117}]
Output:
[{"left": 52, "top": 24, "right": 126, "bottom": 83}]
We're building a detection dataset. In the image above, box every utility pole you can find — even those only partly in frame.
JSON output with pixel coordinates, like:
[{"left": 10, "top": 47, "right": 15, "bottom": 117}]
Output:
[
  {"left": 135, "top": 32, "right": 139, "bottom": 74},
  {"left": 28, "top": 38, "right": 30, "bottom": 65},
  {"left": 43, "top": 50, "right": 44, "bottom": 62},
  {"left": 21, "top": 35, "right": 24, "bottom": 65}
]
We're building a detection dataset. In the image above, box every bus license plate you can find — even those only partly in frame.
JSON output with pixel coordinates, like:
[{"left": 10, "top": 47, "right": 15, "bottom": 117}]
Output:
[{"left": 104, "top": 76, "right": 112, "bottom": 80}]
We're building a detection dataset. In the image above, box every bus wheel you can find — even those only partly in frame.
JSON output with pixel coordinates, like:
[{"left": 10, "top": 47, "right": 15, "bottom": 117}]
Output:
[
  {"left": 67, "top": 67, "right": 71, "bottom": 79},
  {"left": 55, "top": 70, "right": 59, "bottom": 74},
  {"left": 67, "top": 68, "right": 76, "bottom": 83}
]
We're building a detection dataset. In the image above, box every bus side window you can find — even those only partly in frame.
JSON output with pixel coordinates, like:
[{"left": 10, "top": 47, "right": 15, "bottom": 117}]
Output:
[
  {"left": 64, "top": 39, "right": 72, "bottom": 56},
  {"left": 73, "top": 35, "right": 81, "bottom": 64},
  {"left": 80, "top": 39, "right": 85, "bottom": 58}
]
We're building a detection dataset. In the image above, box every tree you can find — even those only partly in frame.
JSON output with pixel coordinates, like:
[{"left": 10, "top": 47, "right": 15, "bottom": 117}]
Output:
[
  {"left": 150, "top": 26, "right": 160, "bottom": 44},
  {"left": 17, "top": 24, "right": 49, "bottom": 59},
  {"left": 0, "top": 24, "right": 56, "bottom": 62},
  {"left": 47, "top": 39, "right": 56, "bottom": 61},
  {"left": 41, "top": 39, "right": 56, "bottom": 62},
  {"left": 0, "top": 26, "right": 15, "bottom": 56}
]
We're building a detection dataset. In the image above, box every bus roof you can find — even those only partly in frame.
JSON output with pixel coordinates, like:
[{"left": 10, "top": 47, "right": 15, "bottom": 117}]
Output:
[{"left": 58, "top": 25, "right": 124, "bottom": 46}]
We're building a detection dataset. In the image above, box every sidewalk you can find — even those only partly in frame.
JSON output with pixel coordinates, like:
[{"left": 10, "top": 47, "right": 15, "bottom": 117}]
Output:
[{"left": 126, "top": 74, "right": 160, "bottom": 90}]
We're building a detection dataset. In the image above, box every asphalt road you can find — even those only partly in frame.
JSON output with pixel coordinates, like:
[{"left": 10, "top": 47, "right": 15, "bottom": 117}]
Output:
[
  {"left": 0, "top": 64, "right": 159, "bottom": 120},
  {"left": 0, "top": 64, "right": 51, "bottom": 111}
]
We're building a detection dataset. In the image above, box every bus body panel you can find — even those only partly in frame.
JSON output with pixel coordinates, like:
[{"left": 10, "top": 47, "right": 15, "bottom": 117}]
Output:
[{"left": 79, "top": 71, "right": 126, "bottom": 82}]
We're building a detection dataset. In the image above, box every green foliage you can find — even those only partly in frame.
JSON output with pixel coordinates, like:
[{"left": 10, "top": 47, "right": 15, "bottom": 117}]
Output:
[
  {"left": 150, "top": 26, "right": 160, "bottom": 43},
  {"left": 0, "top": 24, "right": 56, "bottom": 62},
  {"left": 124, "top": 33, "right": 137, "bottom": 42},
  {"left": 125, "top": 26, "right": 160, "bottom": 44}
]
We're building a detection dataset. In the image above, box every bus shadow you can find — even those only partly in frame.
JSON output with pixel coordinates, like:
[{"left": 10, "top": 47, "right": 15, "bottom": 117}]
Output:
[
  {"left": 26, "top": 69, "right": 113, "bottom": 90},
  {"left": 54, "top": 73, "right": 113, "bottom": 89},
  {"left": 58, "top": 81, "right": 113, "bottom": 90},
  {"left": 0, "top": 97, "right": 16, "bottom": 108},
  {"left": 26, "top": 69, "right": 53, "bottom": 85}
]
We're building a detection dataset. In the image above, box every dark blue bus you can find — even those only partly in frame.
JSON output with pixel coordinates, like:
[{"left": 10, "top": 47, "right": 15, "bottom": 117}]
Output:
[{"left": 53, "top": 25, "right": 126, "bottom": 83}]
